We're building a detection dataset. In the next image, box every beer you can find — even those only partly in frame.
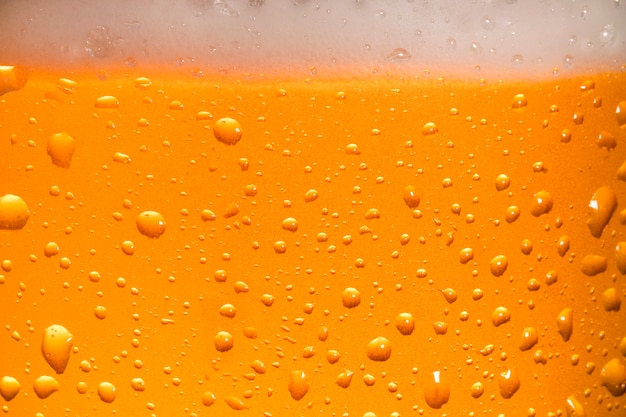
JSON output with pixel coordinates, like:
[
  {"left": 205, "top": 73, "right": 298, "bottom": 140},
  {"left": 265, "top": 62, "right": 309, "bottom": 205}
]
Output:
[{"left": 1, "top": 2, "right": 625, "bottom": 416}]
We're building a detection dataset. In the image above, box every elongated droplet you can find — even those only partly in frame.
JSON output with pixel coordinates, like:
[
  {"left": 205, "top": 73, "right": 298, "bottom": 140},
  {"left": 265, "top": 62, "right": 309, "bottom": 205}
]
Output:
[
  {"left": 41, "top": 324, "right": 73, "bottom": 374},
  {"left": 288, "top": 370, "right": 309, "bottom": 400},
  {"left": 424, "top": 371, "right": 450, "bottom": 409},
  {"left": 587, "top": 186, "right": 617, "bottom": 238},
  {"left": 557, "top": 308, "right": 573, "bottom": 342}
]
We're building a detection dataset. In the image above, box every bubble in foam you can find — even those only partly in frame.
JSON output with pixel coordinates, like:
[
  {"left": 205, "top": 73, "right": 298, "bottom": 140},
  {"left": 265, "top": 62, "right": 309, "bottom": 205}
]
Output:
[
  {"left": 0, "top": 194, "right": 30, "bottom": 230},
  {"left": 600, "top": 24, "right": 616, "bottom": 46}
]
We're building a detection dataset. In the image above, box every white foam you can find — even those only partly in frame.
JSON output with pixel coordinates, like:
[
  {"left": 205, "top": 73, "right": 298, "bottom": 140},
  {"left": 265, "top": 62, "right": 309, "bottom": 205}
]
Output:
[{"left": 0, "top": 0, "right": 624, "bottom": 78}]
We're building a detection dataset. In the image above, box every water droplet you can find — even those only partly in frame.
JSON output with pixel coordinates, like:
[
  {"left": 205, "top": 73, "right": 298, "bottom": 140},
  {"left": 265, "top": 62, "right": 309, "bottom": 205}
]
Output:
[
  {"left": 95, "top": 95, "right": 120, "bottom": 109},
  {"left": 273, "top": 240, "right": 287, "bottom": 254},
  {"left": 495, "top": 174, "right": 511, "bottom": 191},
  {"left": 121, "top": 240, "right": 135, "bottom": 256},
  {"left": 395, "top": 313, "right": 415, "bottom": 335},
  {"left": 530, "top": 190, "right": 553, "bottom": 217},
  {"left": 215, "top": 331, "right": 234, "bottom": 352},
  {"left": 565, "top": 395, "right": 586, "bottom": 417},
  {"left": 47, "top": 132, "right": 76, "bottom": 168},
  {"left": 512, "top": 94, "right": 527, "bottom": 109},
  {"left": 366, "top": 337, "right": 392, "bottom": 361},
  {"left": 387, "top": 48, "right": 411, "bottom": 62},
  {"left": 491, "top": 306, "right": 511, "bottom": 327},
  {"left": 57, "top": 78, "right": 77, "bottom": 94},
  {"left": 213, "top": 118, "right": 242, "bottom": 145},
  {"left": 304, "top": 189, "right": 319, "bottom": 202},
  {"left": 441, "top": 288, "right": 457, "bottom": 304},
  {"left": 402, "top": 185, "right": 420, "bottom": 208},
  {"left": 342, "top": 287, "right": 361, "bottom": 308},
  {"left": 422, "top": 122, "right": 438, "bottom": 136},
  {"left": 219, "top": 303, "right": 237, "bottom": 318},
  {"left": 200, "top": 209, "right": 216, "bottom": 221},
  {"left": 201, "top": 391, "right": 216, "bottom": 406},
  {"left": 490, "top": 255, "right": 508, "bottom": 277},
  {"left": 85, "top": 26, "right": 121, "bottom": 58},
  {"left": 424, "top": 371, "right": 450, "bottom": 409},
  {"left": 587, "top": 186, "right": 617, "bottom": 237},
  {"left": 326, "top": 350, "right": 341, "bottom": 364},
  {"left": 616, "top": 242, "right": 626, "bottom": 275},
  {"left": 600, "top": 24, "right": 616, "bottom": 46},
  {"left": 432, "top": 321, "right": 448, "bottom": 335},
  {"left": 557, "top": 308, "right": 574, "bottom": 341},
  {"left": 498, "top": 369, "right": 520, "bottom": 398},
  {"left": 288, "top": 370, "right": 309, "bottom": 400},
  {"left": 0, "top": 65, "right": 28, "bottom": 99},
  {"left": 224, "top": 395, "right": 246, "bottom": 410},
  {"left": 281, "top": 217, "right": 298, "bottom": 232},
  {"left": 136, "top": 211, "right": 166, "bottom": 238},
  {"left": 0, "top": 376, "right": 20, "bottom": 401},
  {"left": 600, "top": 358, "right": 626, "bottom": 396},
  {"left": 33, "top": 376, "right": 59, "bottom": 399},
  {"left": 505, "top": 206, "right": 521, "bottom": 223},
  {"left": 519, "top": 327, "right": 539, "bottom": 351},
  {"left": 581, "top": 254, "right": 608, "bottom": 276},
  {"left": 470, "top": 382, "right": 484, "bottom": 398},
  {"left": 94, "top": 306, "right": 107, "bottom": 319},
  {"left": 597, "top": 130, "right": 617, "bottom": 150},
  {"left": 41, "top": 324, "right": 73, "bottom": 374},
  {"left": 603, "top": 288, "right": 621, "bottom": 311},
  {"left": 616, "top": 101, "right": 626, "bottom": 127},
  {"left": 459, "top": 248, "right": 474, "bottom": 264},
  {"left": 336, "top": 370, "right": 354, "bottom": 388},
  {"left": 0, "top": 194, "right": 30, "bottom": 230},
  {"left": 557, "top": 235, "right": 570, "bottom": 257},
  {"left": 560, "top": 129, "right": 572, "bottom": 143}
]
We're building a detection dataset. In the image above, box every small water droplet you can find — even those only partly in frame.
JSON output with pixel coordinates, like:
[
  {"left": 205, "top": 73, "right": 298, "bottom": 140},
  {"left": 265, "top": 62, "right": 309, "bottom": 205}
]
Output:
[{"left": 387, "top": 48, "right": 411, "bottom": 62}]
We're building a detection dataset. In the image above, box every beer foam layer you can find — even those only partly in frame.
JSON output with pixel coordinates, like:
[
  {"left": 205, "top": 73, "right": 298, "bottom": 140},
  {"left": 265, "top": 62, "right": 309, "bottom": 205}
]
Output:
[{"left": 0, "top": 0, "right": 624, "bottom": 78}]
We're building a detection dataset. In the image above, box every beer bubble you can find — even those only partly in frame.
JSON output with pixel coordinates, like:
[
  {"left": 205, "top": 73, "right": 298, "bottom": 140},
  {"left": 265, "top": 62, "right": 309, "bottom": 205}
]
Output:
[
  {"left": 288, "top": 370, "right": 309, "bottom": 400},
  {"left": 395, "top": 312, "right": 415, "bottom": 335},
  {"left": 213, "top": 118, "right": 242, "bottom": 145},
  {"left": 342, "top": 287, "right": 361, "bottom": 308},
  {"left": 587, "top": 186, "right": 617, "bottom": 238},
  {"left": 33, "top": 376, "right": 59, "bottom": 399},
  {"left": 557, "top": 308, "right": 574, "bottom": 341},
  {"left": 0, "top": 376, "right": 20, "bottom": 401},
  {"left": 136, "top": 211, "right": 166, "bottom": 238},
  {"left": 366, "top": 337, "right": 392, "bottom": 361},
  {"left": 41, "top": 324, "right": 73, "bottom": 374},
  {"left": 47, "top": 132, "right": 76, "bottom": 168},
  {"left": 424, "top": 371, "right": 450, "bottom": 409},
  {"left": 0, "top": 194, "right": 30, "bottom": 230}
]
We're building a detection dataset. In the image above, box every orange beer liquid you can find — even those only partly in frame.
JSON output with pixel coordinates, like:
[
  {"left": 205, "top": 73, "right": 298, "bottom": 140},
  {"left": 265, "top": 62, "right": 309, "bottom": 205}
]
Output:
[{"left": 1, "top": 65, "right": 625, "bottom": 417}]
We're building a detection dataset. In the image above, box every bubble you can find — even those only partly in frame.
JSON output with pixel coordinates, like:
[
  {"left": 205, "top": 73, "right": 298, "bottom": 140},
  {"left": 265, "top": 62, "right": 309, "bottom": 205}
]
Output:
[
  {"left": 587, "top": 186, "right": 617, "bottom": 238},
  {"left": 0, "top": 376, "right": 20, "bottom": 401},
  {"left": 136, "top": 211, "right": 166, "bottom": 238},
  {"left": 402, "top": 185, "right": 420, "bottom": 208},
  {"left": 342, "top": 287, "right": 361, "bottom": 308},
  {"left": 395, "top": 313, "right": 415, "bottom": 335},
  {"left": 565, "top": 395, "right": 586, "bottom": 417},
  {"left": 57, "top": 78, "right": 77, "bottom": 94},
  {"left": 0, "top": 194, "right": 30, "bottom": 230},
  {"left": 41, "top": 324, "right": 73, "bottom": 374},
  {"left": 505, "top": 206, "right": 521, "bottom": 223},
  {"left": 47, "top": 132, "right": 76, "bottom": 168},
  {"left": 366, "top": 337, "right": 392, "bottom": 361},
  {"left": 490, "top": 255, "right": 508, "bottom": 277},
  {"left": 387, "top": 47, "right": 411, "bottom": 62},
  {"left": 424, "top": 371, "right": 450, "bottom": 409},
  {"left": 121, "top": 240, "right": 135, "bottom": 256},
  {"left": 459, "top": 248, "right": 474, "bottom": 264},
  {"left": 288, "top": 370, "right": 309, "bottom": 400},
  {"left": 617, "top": 101, "right": 626, "bottom": 127},
  {"left": 603, "top": 288, "right": 621, "bottom": 312},
  {"left": 600, "top": 358, "right": 626, "bottom": 397},
  {"left": 422, "top": 122, "right": 439, "bottom": 135},
  {"left": 495, "top": 174, "right": 511, "bottom": 191},
  {"left": 491, "top": 306, "right": 511, "bottom": 327},
  {"left": 470, "top": 382, "right": 484, "bottom": 398},
  {"left": 336, "top": 370, "right": 354, "bottom": 388},
  {"left": 512, "top": 94, "right": 528, "bottom": 108},
  {"left": 215, "top": 331, "right": 234, "bottom": 352},
  {"left": 557, "top": 308, "right": 574, "bottom": 341},
  {"left": 281, "top": 217, "right": 299, "bottom": 232},
  {"left": 519, "top": 327, "right": 538, "bottom": 351},
  {"left": 0, "top": 66, "right": 27, "bottom": 96},
  {"left": 202, "top": 391, "right": 216, "bottom": 406},
  {"left": 530, "top": 190, "right": 553, "bottom": 217},
  {"left": 581, "top": 254, "right": 607, "bottom": 276},
  {"left": 498, "top": 369, "right": 520, "bottom": 398},
  {"left": 617, "top": 242, "right": 626, "bottom": 275},
  {"left": 33, "top": 376, "right": 59, "bottom": 399},
  {"left": 213, "top": 118, "right": 242, "bottom": 145}
]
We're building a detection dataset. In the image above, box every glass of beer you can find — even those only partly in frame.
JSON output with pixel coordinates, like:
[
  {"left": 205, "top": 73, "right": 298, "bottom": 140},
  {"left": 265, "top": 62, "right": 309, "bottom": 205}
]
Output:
[{"left": 1, "top": 1, "right": 625, "bottom": 416}]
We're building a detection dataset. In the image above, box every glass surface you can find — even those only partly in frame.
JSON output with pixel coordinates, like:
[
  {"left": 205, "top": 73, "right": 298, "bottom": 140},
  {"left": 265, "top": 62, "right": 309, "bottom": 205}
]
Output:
[{"left": 1, "top": 1, "right": 625, "bottom": 416}]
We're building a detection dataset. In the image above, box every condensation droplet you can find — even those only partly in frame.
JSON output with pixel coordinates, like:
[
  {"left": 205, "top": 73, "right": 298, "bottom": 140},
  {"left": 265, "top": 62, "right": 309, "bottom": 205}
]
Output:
[
  {"left": 498, "top": 369, "right": 520, "bottom": 398},
  {"left": 366, "top": 337, "right": 392, "bottom": 361},
  {"left": 600, "top": 358, "right": 626, "bottom": 397},
  {"left": 288, "top": 370, "right": 310, "bottom": 400},
  {"left": 587, "top": 186, "right": 617, "bottom": 237},
  {"left": 0, "top": 194, "right": 30, "bottom": 230},
  {"left": 491, "top": 306, "right": 511, "bottom": 327},
  {"left": 0, "top": 376, "right": 21, "bottom": 401},
  {"left": 424, "top": 371, "right": 450, "bottom": 409},
  {"left": 395, "top": 313, "right": 415, "bottom": 335},
  {"left": 136, "top": 211, "right": 166, "bottom": 238},
  {"left": 47, "top": 132, "right": 76, "bottom": 168},
  {"left": 387, "top": 48, "right": 411, "bottom": 62},
  {"left": 581, "top": 254, "right": 607, "bottom": 276},
  {"left": 41, "top": 324, "right": 73, "bottom": 374},
  {"left": 557, "top": 308, "right": 574, "bottom": 341},
  {"left": 530, "top": 190, "right": 553, "bottom": 217},
  {"left": 33, "top": 376, "right": 59, "bottom": 399},
  {"left": 213, "top": 118, "right": 242, "bottom": 145}
]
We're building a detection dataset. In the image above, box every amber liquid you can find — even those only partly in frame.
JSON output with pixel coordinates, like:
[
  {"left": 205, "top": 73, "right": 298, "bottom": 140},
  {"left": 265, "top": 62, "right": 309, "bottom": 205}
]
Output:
[{"left": 1, "top": 67, "right": 625, "bottom": 416}]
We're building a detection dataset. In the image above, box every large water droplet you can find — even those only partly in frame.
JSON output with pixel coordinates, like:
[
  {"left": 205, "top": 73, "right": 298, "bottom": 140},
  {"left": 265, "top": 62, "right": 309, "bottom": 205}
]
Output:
[
  {"left": 47, "top": 132, "right": 76, "bottom": 168},
  {"left": 288, "top": 370, "right": 309, "bottom": 400},
  {"left": 41, "top": 324, "right": 73, "bottom": 374},
  {"left": 0, "top": 194, "right": 30, "bottom": 230}
]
